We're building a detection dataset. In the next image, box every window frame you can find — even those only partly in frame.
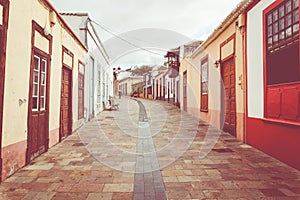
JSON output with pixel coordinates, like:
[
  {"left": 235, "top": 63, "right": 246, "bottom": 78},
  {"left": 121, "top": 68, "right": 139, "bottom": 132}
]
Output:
[
  {"left": 97, "top": 65, "right": 101, "bottom": 104},
  {"left": 263, "top": 0, "right": 300, "bottom": 123},
  {"left": 32, "top": 55, "right": 40, "bottom": 112},
  {"left": 200, "top": 56, "right": 209, "bottom": 112},
  {"left": 31, "top": 55, "right": 48, "bottom": 112},
  {"left": 264, "top": 0, "right": 300, "bottom": 86},
  {"left": 78, "top": 61, "right": 85, "bottom": 119}
]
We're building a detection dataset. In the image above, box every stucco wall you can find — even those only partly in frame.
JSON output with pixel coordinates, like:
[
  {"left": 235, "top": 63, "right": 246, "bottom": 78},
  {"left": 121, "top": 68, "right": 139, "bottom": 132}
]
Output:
[
  {"left": 2, "top": 0, "right": 87, "bottom": 150},
  {"left": 179, "top": 58, "right": 200, "bottom": 112},
  {"left": 184, "top": 20, "right": 246, "bottom": 141},
  {"left": 119, "top": 78, "right": 143, "bottom": 96}
]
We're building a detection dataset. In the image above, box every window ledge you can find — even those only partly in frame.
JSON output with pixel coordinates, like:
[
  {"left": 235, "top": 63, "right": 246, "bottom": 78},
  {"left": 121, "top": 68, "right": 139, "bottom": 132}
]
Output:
[
  {"left": 200, "top": 109, "right": 209, "bottom": 113},
  {"left": 262, "top": 118, "right": 300, "bottom": 127}
]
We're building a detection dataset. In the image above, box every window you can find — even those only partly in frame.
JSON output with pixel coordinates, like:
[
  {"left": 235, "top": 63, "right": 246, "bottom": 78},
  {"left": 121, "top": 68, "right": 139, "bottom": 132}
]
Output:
[
  {"left": 201, "top": 57, "right": 208, "bottom": 112},
  {"left": 97, "top": 66, "right": 101, "bottom": 103},
  {"left": 40, "top": 59, "right": 47, "bottom": 110},
  {"left": 264, "top": 0, "right": 300, "bottom": 122},
  {"left": 266, "top": 0, "right": 299, "bottom": 85},
  {"left": 32, "top": 55, "right": 47, "bottom": 112},
  {"left": 103, "top": 72, "right": 106, "bottom": 100},
  {"left": 78, "top": 62, "right": 84, "bottom": 119}
]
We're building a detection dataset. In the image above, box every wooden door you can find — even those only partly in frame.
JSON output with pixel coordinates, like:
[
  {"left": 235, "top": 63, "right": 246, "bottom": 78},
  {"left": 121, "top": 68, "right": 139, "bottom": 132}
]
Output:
[
  {"left": 183, "top": 71, "right": 187, "bottom": 112},
  {"left": 60, "top": 67, "right": 72, "bottom": 140},
  {"left": 27, "top": 55, "right": 49, "bottom": 161},
  {"left": 221, "top": 58, "right": 236, "bottom": 136}
]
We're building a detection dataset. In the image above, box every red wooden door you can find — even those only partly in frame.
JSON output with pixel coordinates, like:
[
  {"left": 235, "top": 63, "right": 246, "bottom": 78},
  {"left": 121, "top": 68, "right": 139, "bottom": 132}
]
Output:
[
  {"left": 60, "top": 67, "right": 72, "bottom": 140},
  {"left": 183, "top": 71, "right": 187, "bottom": 112},
  {"left": 221, "top": 58, "right": 236, "bottom": 136},
  {"left": 27, "top": 55, "right": 49, "bottom": 161}
]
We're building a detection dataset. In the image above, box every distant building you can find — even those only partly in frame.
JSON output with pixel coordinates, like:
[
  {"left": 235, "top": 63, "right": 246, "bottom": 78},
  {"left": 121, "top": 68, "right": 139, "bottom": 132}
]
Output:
[
  {"left": 144, "top": 72, "right": 153, "bottom": 99},
  {"left": 165, "top": 41, "right": 202, "bottom": 107},
  {"left": 132, "top": 81, "right": 145, "bottom": 98},
  {"left": 152, "top": 67, "right": 168, "bottom": 100},
  {"left": 118, "top": 76, "right": 144, "bottom": 96}
]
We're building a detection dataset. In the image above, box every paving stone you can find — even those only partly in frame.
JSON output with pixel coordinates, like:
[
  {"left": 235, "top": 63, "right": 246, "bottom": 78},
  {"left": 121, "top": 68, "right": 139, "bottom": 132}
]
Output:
[
  {"left": 86, "top": 192, "right": 113, "bottom": 200},
  {"left": 166, "top": 190, "right": 191, "bottom": 199},
  {"left": 56, "top": 183, "right": 75, "bottom": 192},
  {"left": 102, "top": 184, "right": 133, "bottom": 192},
  {"left": 162, "top": 170, "right": 185, "bottom": 177},
  {"left": 177, "top": 175, "right": 201, "bottom": 182},
  {"left": 163, "top": 176, "right": 179, "bottom": 182},
  {"left": 25, "top": 164, "right": 54, "bottom": 171},
  {"left": 112, "top": 192, "right": 133, "bottom": 200},
  {"left": 70, "top": 183, "right": 104, "bottom": 192},
  {"left": 51, "top": 192, "right": 89, "bottom": 200},
  {"left": 260, "top": 189, "right": 287, "bottom": 197}
]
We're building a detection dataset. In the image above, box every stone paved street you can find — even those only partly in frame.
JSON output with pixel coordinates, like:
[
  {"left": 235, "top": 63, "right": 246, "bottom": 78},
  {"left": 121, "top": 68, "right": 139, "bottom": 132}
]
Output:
[{"left": 1, "top": 97, "right": 300, "bottom": 199}]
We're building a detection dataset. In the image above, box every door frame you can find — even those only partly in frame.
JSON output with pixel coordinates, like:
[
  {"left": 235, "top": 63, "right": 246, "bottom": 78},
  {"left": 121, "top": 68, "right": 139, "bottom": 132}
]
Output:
[
  {"left": 183, "top": 70, "right": 187, "bottom": 112},
  {"left": 0, "top": 0, "right": 9, "bottom": 180},
  {"left": 220, "top": 34, "right": 236, "bottom": 136},
  {"left": 59, "top": 47, "right": 74, "bottom": 142},
  {"left": 89, "top": 56, "right": 95, "bottom": 120},
  {"left": 78, "top": 61, "right": 85, "bottom": 120},
  {"left": 26, "top": 21, "right": 53, "bottom": 163},
  {"left": 220, "top": 55, "right": 237, "bottom": 136}
]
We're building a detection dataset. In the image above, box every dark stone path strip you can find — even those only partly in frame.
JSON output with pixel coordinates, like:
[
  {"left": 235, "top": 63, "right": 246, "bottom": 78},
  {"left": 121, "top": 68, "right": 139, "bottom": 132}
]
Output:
[{"left": 133, "top": 99, "right": 167, "bottom": 200}]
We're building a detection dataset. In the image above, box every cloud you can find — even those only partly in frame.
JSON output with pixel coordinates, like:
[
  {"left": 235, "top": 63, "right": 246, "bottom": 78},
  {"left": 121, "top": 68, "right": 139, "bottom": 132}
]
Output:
[
  {"left": 51, "top": 0, "right": 241, "bottom": 40},
  {"left": 50, "top": 0, "right": 242, "bottom": 65}
]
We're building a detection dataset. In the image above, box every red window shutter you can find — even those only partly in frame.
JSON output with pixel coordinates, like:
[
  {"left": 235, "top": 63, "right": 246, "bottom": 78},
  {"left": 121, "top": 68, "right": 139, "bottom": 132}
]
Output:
[{"left": 267, "top": 87, "right": 282, "bottom": 119}]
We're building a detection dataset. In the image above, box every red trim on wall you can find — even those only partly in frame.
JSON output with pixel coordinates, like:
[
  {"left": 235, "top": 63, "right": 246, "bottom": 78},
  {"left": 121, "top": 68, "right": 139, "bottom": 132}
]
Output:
[
  {"left": 262, "top": 3, "right": 268, "bottom": 118},
  {"left": 247, "top": 117, "right": 300, "bottom": 170},
  {"left": 245, "top": 0, "right": 261, "bottom": 13},
  {"left": 220, "top": 33, "right": 236, "bottom": 60}
]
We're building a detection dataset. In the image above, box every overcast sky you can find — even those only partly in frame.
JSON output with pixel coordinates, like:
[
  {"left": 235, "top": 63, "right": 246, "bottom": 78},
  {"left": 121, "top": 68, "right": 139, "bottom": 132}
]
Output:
[{"left": 50, "top": 0, "right": 242, "bottom": 68}]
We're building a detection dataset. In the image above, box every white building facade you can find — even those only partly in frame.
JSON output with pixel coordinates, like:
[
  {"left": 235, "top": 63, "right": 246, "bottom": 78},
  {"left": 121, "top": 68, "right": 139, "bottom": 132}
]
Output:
[{"left": 61, "top": 13, "right": 113, "bottom": 120}]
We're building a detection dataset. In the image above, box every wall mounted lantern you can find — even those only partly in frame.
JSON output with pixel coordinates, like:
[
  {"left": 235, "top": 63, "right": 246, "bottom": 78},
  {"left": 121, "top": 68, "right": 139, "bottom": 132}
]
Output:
[{"left": 214, "top": 59, "right": 221, "bottom": 68}]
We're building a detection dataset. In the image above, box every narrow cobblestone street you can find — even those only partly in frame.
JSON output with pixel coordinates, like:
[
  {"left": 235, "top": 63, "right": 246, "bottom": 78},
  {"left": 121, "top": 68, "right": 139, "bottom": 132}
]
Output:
[{"left": 1, "top": 97, "right": 300, "bottom": 200}]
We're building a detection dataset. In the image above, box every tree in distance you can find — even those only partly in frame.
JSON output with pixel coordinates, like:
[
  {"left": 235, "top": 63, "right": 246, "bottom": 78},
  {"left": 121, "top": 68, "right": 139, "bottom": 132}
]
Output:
[{"left": 130, "top": 65, "right": 153, "bottom": 76}]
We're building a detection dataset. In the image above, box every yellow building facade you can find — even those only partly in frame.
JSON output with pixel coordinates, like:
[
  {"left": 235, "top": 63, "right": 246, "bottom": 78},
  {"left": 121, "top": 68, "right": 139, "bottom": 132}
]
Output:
[
  {"left": 180, "top": 1, "right": 251, "bottom": 142},
  {"left": 0, "top": 0, "right": 87, "bottom": 180}
]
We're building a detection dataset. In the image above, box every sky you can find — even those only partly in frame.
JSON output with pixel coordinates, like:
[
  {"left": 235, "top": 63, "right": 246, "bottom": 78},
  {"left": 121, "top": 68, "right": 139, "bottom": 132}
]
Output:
[{"left": 50, "top": 0, "right": 242, "bottom": 68}]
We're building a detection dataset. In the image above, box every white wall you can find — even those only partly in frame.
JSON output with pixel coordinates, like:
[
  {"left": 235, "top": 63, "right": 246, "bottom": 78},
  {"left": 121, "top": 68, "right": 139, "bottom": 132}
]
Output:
[
  {"left": 247, "top": 0, "right": 275, "bottom": 119},
  {"left": 62, "top": 15, "right": 112, "bottom": 119},
  {"left": 61, "top": 15, "right": 88, "bottom": 44}
]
